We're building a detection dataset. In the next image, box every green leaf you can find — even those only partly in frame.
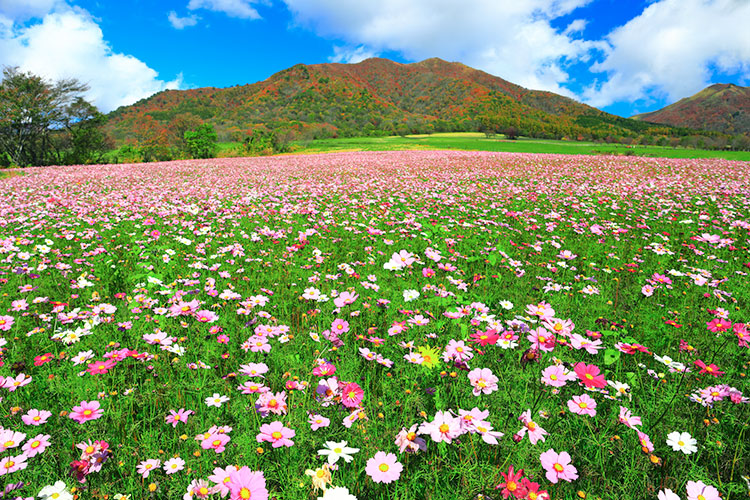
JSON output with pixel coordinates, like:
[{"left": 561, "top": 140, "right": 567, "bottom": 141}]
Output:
[{"left": 604, "top": 348, "right": 621, "bottom": 366}]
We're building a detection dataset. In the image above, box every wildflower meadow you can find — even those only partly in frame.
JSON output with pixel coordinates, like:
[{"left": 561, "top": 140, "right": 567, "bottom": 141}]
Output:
[{"left": 0, "top": 150, "right": 748, "bottom": 500}]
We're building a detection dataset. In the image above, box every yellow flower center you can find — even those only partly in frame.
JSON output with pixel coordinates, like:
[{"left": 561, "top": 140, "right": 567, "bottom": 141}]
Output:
[
  {"left": 239, "top": 487, "right": 251, "bottom": 499},
  {"left": 379, "top": 463, "right": 390, "bottom": 472},
  {"left": 579, "top": 402, "right": 588, "bottom": 409},
  {"left": 334, "top": 447, "right": 342, "bottom": 453},
  {"left": 585, "top": 373, "right": 594, "bottom": 380},
  {"left": 316, "top": 469, "right": 325, "bottom": 478},
  {"left": 678, "top": 440, "right": 685, "bottom": 446},
  {"left": 199, "top": 487, "right": 208, "bottom": 495},
  {"left": 83, "top": 410, "right": 93, "bottom": 416},
  {"left": 3, "top": 440, "right": 13, "bottom": 447},
  {"left": 527, "top": 422, "right": 536, "bottom": 431},
  {"left": 271, "top": 432, "right": 282, "bottom": 439},
  {"left": 31, "top": 440, "right": 41, "bottom": 448},
  {"left": 4, "top": 461, "right": 14, "bottom": 468},
  {"left": 407, "top": 432, "right": 416, "bottom": 441},
  {"left": 33, "top": 416, "right": 41, "bottom": 421},
  {"left": 553, "top": 463, "right": 564, "bottom": 472},
  {"left": 507, "top": 481, "right": 517, "bottom": 491},
  {"left": 550, "top": 374, "right": 558, "bottom": 380},
  {"left": 439, "top": 424, "right": 450, "bottom": 433},
  {"left": 85, "top": 446, "right": 95, "bottom": 454},
  {"left": 212, "top": 440, "right": 222, "bottom": 446}
]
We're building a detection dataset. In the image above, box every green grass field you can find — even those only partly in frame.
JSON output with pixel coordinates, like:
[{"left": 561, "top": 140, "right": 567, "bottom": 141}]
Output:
[{"left": 288, "top": 133, "right": 750, "bottom": 161}]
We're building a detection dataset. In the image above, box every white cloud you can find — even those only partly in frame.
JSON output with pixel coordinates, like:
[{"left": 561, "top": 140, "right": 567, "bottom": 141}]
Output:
[
  {"left": 168, "top": 10, "right": 199, "bottom": 29},
  {"left": 187, "top": 0, "right": 262, "bottom": 19},
  {"left": 0, "top": 0, "right": 60, "bottom": 21},
  {"left": 281, "top": 0, "right": 603, "bottom": 95},
  {"left": 583, "top": 0, "right": 750, "bottom": 108},
  {"left": 330, "top": 45, "right": 378, "bottom": 64},
  {"left": 0, "top": 6, "right": 182, "bottom": 112}
]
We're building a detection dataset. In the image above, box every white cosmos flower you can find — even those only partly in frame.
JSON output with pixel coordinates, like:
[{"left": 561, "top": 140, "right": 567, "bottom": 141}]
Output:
[
  {"left": 317, "top": 440, "right": 360, "bottom": 465},
  {"left": 666, "top": 431, "right": 698, "bottom": 454}
]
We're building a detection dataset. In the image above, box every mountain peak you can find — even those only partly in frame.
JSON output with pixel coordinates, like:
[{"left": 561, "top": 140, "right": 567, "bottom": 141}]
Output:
[{"left": 634, "top": 83, "right": 750, "bottom": 133}]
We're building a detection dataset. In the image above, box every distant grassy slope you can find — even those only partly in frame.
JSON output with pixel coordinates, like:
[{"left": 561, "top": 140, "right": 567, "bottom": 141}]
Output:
[{"left": 290, "top": 133, "right": 750, "bottom": 161}]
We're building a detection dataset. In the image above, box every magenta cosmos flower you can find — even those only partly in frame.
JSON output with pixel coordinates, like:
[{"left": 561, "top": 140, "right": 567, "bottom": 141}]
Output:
[
  {"left": 574, "top": 362, "right": 607, "bottom": 388},
  {"left": 539, "top": 449, "right": 578, "bottom": 484},
  {"left": 22, "top": 433, "right": 51, "bottom": 457},
  {"left": 165, "top": 408, "right": 193, "bottom": 427},
  {"left": 340, "top": 382, "right": 364, "bottom": 408},
  {"left": 365, "top": 451, "right": 403, "bottom": 484},
  {"left": 69, "top": 400, "right": 103, "bottom": 424},
  {"left": 256, "top": 421, "right": 295, "bottom": 448},
  {"left": 227, "top": 466, "right": 268, "bottom": 500}
]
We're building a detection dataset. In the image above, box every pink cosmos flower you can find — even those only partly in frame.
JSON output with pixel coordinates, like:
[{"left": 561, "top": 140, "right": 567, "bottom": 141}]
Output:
[
  {"left": 567, "top": 394, "right": 597, "bottom": 417},
  {"left": 686, "top": 480, "right": 721, "bottom": 500},
  {"left": 166, "top": 408, "right": 193, "bottom": 427},
  {"left": 395, "top": 424, "right": 427, "bottom": 453},
  {"left": 201, "top": 433, "right": 231, "bottom": 453},
  {"left": 442, "top": 339, "right": 473, "bottom": 363},
  {"left": 227, "top": 466, "right": 268, "bottom": 500},
  {"left": 365, "top": 451, "right": 403, "bottom": 484},
  {"left": 69, "top": 400, "right": 103, "bottom": 424},
  {"left": 0, "top": 454, "right": 27, "bottom": 475},
  {"left": 618, "top": 406, "right": 642, "bottom": 428},
  {"left": 308, "top": 414, "right": 330, "bottom": 431},
  {"left": 527, "top": 328, "right": 556, "bottom": 352},
  {"left": 418, "top": 410, "right": 461, "bottom": 444},
  {"left": 637, "top": 431, "right": 654, "bottom": 453},
  {"left": 2, "top": 373, "right": 32, "bottom": 392},
  {"left": 23, "top": 433, "right": 51, "bottom": 457},
  {"left": 255, "top": 391, "right": 288, "bottom": 416},
  {"left": 574, "top": 362, "right": 607, "bottom": 388},
  {"left": 312, "top": 363, "right": 337, "bottom": 377},
  {"left": 541, "top": 365, "right": 572, "bottom": 387},
  {"left": 21, "top": 409, "right": 51, "bottom": 426},
  {"left": 137, "top": 459, "right": 161, "bottom": 479},
  {"left": 239, "top": 362, "right": 268, "bottom": 377},
  {"left": 333, "top": 291, "right": 358, "bottom": 308},
  {"left": 539, "top": 448, "right": 578, "bottom": 484},
  {"left": 468, "top": 367, "right": 499, "bottom": 396},
  {"left": 0, "top": 315, "right": 14, "bottom": 331},
  {"left": 526, "top": 302, "right": 555, "bottom": 320},
  {"left": 340, "top": 382, "right": 364, "bottom": 408},
  {"left": 517, "top": 409, "right": 548, "bottom": 445},
  {"left": 0, "top": 429, "right": 26, "bottom": 451},
  {"left": 238, "top": 381, "right": 269, "bottom": 394},
  {"left": 256, "top": 421, "right": 295, "bottom": 448},
  {"left": 330, "top": 319, "right": 349, "bottom": 334},
  {"left": 184, "top": 479, "right": 220, "bottom": 500},
  {"left": 195, "top": 310, "right": 219, "bottom": 323}
]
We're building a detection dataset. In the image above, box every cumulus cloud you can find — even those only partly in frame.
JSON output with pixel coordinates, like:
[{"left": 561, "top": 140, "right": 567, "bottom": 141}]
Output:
[
  {"left": 168, "top": 10, "right": 200, "bottom": 29},
  {"left": 187, "top": 0, "right": 263, "bottom": 19},
  {"left": 0, "top": 5, "right": 182, "bottom": 112},
  {"left": 281, "top": 0, "right": 603, "bottom": 95},
  {"left": 583, "top": 0, "right": 750, "bottom": 108}
]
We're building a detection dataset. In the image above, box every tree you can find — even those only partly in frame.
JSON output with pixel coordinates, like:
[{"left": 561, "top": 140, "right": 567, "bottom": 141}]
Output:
[
  {"left": 59, "top": 98, "right": 112, "bottom": 164},
  {"left": 504, "top": 126, "right": 519, "bottom": 140},
  {"left": 184, "top": 123, "right": 218, "bottom": 159},
  {"left": 0, "top": 66, "right": 92, "bottom": 166}
]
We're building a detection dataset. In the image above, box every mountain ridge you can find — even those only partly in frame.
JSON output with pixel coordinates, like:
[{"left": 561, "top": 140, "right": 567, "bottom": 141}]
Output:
[
  {"left": 633, "top": 83, "right": 750, "bottom": 134},
  {"left": 105, "top": 57, "right": 709, "bottom": 143}
]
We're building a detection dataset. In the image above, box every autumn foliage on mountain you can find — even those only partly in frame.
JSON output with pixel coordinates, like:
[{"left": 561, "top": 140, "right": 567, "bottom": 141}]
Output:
[
  {"left": 105, "top": 57, "right": 690, "bottom": 147},
  {"left": 633, "top": 84, "right": 750, "bottom": 135}
]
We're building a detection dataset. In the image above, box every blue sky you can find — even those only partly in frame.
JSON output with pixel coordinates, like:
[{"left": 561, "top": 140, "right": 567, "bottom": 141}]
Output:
[{"left": 1, "top": 0, "right": 748, "bottom": 117}]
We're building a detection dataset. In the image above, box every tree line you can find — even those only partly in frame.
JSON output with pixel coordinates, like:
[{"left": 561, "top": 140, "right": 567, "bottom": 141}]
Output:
[{"left": 0, "top": 67, "right": 221, "bottom": 167}]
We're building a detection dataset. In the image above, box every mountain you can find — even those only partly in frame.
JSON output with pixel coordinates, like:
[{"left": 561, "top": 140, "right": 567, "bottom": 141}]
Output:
[
  {"left": 633, "top": 84, "right": 750, "bottom": 134},
  {"left": 106, "top": 57, "right": 687, "bottom": 143}
]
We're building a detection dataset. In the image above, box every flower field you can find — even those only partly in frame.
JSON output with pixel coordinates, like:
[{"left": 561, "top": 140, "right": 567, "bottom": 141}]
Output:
[{"left": 0, "top": 150, "right": 749, "bottom": 500}]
